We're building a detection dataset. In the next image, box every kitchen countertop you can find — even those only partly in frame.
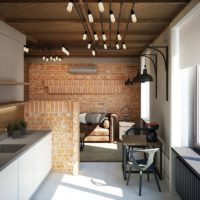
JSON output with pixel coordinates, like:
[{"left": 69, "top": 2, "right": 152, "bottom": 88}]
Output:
[{"left": 0, "top": 130, "right": 51, "bottom": 172}]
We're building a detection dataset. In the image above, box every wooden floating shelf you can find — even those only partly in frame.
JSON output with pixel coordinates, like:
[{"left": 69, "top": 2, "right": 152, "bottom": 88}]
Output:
[
  {"left": 0, "top": 81, "right": 29, "bottom": 85},
  {"left": 0, "top": 101, "right": 27, "bottom": 109}
]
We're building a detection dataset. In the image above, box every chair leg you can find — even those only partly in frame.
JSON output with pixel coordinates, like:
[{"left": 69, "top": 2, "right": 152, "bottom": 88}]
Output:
[
  {"left": 147, "top": 169, "right": 149, "bottom": 182},
  {"left": 139, "top": 171, "right": 143, "bottom": 196},
  {"left": 153, "top": 171, "right": 161, "bottom": 192},
  {"left": 126, "top": 166, "right": 132, "bottom": 185}
]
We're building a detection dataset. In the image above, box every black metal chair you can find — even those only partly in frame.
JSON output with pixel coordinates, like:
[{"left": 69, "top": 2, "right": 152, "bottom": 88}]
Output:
[{"left": 126, "top": 148, "right": 161, "bottom": 196}]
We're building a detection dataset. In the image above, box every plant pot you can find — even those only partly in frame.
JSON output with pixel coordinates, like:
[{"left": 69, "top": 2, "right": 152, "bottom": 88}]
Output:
[
  {"left": 20, "top": 128, "right": 27, "bottom": 135},
  {"left": 11, "top": 130, "right": 22, "bottom": 138}
]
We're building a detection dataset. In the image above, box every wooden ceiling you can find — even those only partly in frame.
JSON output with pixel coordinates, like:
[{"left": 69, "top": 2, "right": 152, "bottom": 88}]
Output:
[{"left": 0, "top": 0, "right": 190, "bottom": 58}]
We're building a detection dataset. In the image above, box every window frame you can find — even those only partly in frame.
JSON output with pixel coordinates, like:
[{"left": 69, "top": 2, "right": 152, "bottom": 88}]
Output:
[{"left": 194, "top": 65, "right": 200, "bottom": 152}]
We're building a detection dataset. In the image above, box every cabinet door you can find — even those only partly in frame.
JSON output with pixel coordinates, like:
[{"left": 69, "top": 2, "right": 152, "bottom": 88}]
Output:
[
  {"left": 18, "top": 147, "right": 34, "bottom": 200},
  {"left": 34, "top": 133, "right": 52, "bottom": 190},
  {"left": 0, "top": 160, "right": 18, "bottom": 200}
]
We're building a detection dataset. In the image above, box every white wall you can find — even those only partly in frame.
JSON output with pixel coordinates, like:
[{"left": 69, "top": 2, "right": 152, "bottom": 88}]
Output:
[
  {"left": 0, "top": 20, "right": 26, "bottom": 102},
  {"left": 140, "top": 0, "right": 200, "bottom": 194},
  {"left": 179, "top": 5, "right": 200, "bottom": 69}
]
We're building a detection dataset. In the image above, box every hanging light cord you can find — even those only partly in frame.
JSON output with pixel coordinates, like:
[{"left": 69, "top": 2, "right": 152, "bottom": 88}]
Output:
[
  {"left": 123, "top": 1, "right": 135, "bottom": 42},
  {"left": 74, "top": 2, "right": 87, "bottom": 36},
  {"left": 117, "top": 0, "right": 123, "bottom": 35},
  {"left": 109, "top": 0, "right": 112, "bottom": 48}
]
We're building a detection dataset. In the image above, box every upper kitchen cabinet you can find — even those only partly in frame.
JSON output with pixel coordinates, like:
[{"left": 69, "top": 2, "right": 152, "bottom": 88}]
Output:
[{"left": 0, "top": 20, "right": 27, "bottom": 106}]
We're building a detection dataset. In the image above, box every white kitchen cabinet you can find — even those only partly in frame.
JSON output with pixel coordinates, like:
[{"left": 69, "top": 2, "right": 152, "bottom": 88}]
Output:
[
  {"left": 34, "top": 133, "right": 52, "bottom": 190},
  {"left": 0, "top": 159, "right": 18, "bottom": 200},
  {"left": 0, "top": 132, "right": 52, "bottom": 200},
  {"left": 18, "top": 147, "right": 34, "bottom": 200}
]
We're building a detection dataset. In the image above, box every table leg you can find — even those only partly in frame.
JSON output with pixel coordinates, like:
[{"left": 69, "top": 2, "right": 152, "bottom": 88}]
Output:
[
  {"left": 122, "top": 145, "right": 127, "bottom": 180},
  {"left": 160, "top": 145, "right": 162, "bottom": 180}
]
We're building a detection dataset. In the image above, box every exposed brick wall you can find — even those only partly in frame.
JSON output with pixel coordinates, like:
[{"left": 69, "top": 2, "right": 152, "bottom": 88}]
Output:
[
  {"left": 27, "top": 63, "right": 140, "bottom": 122},
  {"left": 24, "top": 101, "right": 80, "bottom": 175}
]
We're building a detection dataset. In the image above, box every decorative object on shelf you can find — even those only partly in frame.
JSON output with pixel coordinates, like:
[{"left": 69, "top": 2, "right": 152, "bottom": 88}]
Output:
[{"left": 145, "top": 122, "right": 159, "bottom": 142}]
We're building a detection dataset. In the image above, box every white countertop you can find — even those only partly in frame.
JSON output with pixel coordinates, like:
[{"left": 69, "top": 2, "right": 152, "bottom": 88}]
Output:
[{"left": 0, "top": 130, "right": 51, "bottom": 172}]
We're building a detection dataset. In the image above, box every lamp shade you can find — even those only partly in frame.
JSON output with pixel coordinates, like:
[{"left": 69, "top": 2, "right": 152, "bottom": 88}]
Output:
[
  {"left": 138, "top": 65, "right": 153, "bottom": 82},
  {"left": 125, "top": 78, "right": 133, "bottom": 85},
  {"left": 132, "top": 70, "right": 141, "bottom": 83}
]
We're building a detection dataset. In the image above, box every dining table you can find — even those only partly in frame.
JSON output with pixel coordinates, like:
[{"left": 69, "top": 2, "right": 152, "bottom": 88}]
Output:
[{"left": 121, "top": 134, "right": 162, "bottom": 180}]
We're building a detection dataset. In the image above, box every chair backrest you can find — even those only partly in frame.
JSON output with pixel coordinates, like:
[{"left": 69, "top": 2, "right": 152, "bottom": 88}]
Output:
[
  {"left": 125, "top": 124, "right": 146, "bottom": 135},
  {"left": 128, "top": 148, "right": 159, "bottom": 171}
]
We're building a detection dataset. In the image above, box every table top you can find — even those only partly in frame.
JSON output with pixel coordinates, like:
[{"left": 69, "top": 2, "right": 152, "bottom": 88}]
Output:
[{"left": 122, "top": 135, "right": 162, "bottom": 146}]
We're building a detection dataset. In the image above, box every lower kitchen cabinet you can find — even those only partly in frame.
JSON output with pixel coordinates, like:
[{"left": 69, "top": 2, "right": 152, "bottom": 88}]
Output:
[
  {"left": 0, "top": 159, "right": 18, "bottom": 200},
  {"left": 19, "top": 147, "right": 34, "bottom": 200},
  {"left": 34, "top": 133, "right": 52, "bottom": 191},
  {"left": 0, "top": 132, "right": 52, "bottom": 200}
]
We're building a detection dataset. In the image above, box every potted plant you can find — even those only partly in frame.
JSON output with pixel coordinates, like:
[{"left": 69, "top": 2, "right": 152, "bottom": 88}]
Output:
[
  {"left": 18, "top": 120, "right": 28, "bottom": 135},
  {"left": 7, "top": 122, "right": 22, "bottom": 138}
]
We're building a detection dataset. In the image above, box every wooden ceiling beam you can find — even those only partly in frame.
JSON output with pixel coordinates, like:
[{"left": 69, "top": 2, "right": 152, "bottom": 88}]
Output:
[
  {"left": 78, "top": 0, "right": 99, "bottom": 55},
  {"left": 6, "top": 18, "right": 170, "bottom": 24},
  {"left": 29, "top": 39, "right": 150, "bottom": 44},
  {"left": 0, "top": 0, "right": 189, "bottom": 4},
  {"left": 29, "top": 45, "right": 144, "bottom": 51},
  {"left": 25, "top": 31, "right": 157, "bottom": 36}
]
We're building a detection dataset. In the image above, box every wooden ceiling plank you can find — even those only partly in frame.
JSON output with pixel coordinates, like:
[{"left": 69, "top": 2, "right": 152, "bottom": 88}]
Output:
[
  {"left": 6, "top": 18, "right": 170, "bottom": 24},
  {"left": 25, "top": 30, "right": 157, "bottom": 36},
  {"left": 0, "top": 0, "right": 189, "bottom": 4}
]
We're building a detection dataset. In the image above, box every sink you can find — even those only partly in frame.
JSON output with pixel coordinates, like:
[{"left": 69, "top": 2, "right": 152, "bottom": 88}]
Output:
[{"left": 0, "top": 144, "right": 26, "bottom": 153}]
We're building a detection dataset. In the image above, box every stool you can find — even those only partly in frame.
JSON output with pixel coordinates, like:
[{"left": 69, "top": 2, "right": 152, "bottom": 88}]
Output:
[{"left": 80, "top": 133, "right": 85, "bottom": 151}]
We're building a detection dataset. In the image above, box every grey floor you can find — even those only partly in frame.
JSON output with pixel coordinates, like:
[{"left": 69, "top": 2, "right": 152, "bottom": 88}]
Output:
[{"left": 32, "top": 162, "right": 180, "bottom": 200}]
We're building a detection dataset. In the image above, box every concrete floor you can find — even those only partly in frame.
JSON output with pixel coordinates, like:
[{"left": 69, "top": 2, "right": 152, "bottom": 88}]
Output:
[{"left": 32, "top": 162, "right": 180, "bottom": 200}]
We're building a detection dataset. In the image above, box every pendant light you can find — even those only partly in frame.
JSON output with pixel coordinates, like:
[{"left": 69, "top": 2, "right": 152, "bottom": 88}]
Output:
[
  {"left": 42, "top": 56, "right": 46, "bottom": 61},
  {"left": 110, "top": 10, "right": 115, "bottom": 23},
  {"left": 102, "top": 32, "right": 106, "bottom": 41},
  {"left": 92, "top": 49, "right": 96, "bottom": 56},
  {"left": 131, "top": 9, "right": 137, "bottom": 23},
  {"left": 23, "top": 45, "right": 29, "bottom": 53},
  {"left": 94, "top": 32, "right": 98, "bottom": 41},
  {"left": 45, "top": 57, "right": 49, "bottom": 62},
  {"left": 88, "top": 10, "right": 94, "bottom": 23},
  {"left": 87, "top": 42, "right": 91, "bottom": 49},
  {"left": 117, "top": 32, "right": 121, "bottom": 41},
  {"left": 98, "top": 0, "right": 105, "bottom": 13},
  {"left": 67, "top": 0, "right": 73, "bottom": 13},
  {"left": 58, "top": 58, "right": 62, "bottom": 62},
  {"left": 138, "top": 65, "right": 153, "bottom": 82},
  {"left": 83, "top": 31, "right": 87, "bottom": 40},
  {"left": 62, "top": 46, "right": 70, "bottom": 56},
  {"left": 122, "top": 42, "right": 127, "bottom": 49},
  {"left": 103, "top": 42, "right": 107, "bottom": 50},
  {"left": 116, "top": 42, "right": 120, "bottom": 50}
]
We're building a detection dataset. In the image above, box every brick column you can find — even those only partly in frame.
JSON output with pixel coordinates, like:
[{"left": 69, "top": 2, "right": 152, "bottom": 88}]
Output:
[{"left": 24, "top": 101, "right": 80, "bottom": 175}]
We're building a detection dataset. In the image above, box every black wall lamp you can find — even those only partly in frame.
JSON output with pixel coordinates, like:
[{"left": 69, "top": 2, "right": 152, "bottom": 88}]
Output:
[
  {"left": 146, "top": 46, "right": 168, "bottom": 101},
  {"left": 125, "top": 46, "right": 168, "bottom": 101},
  {"left": 141, "top": 54, "right": 157, "bottom": 98}
]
